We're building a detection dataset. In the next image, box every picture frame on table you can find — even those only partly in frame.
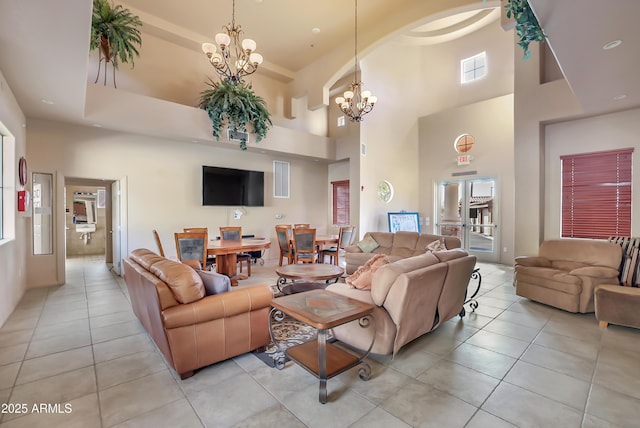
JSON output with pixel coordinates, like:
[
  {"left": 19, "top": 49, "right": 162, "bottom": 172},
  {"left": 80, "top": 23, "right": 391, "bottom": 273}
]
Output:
[{"left": 388, "top": 212, "right": 420, "bottom": 233}]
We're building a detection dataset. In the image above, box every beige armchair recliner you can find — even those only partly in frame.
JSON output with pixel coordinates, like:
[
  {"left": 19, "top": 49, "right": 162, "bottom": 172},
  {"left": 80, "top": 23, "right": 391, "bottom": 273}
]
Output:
[{"left": 514, "top": 239, "right": 622, "bottom": 313}]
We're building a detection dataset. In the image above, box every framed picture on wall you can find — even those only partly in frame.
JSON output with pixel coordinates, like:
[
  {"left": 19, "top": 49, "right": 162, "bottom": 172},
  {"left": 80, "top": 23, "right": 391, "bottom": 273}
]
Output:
[{"left": 388, "top": 212, "right": 420, "bottom": 233}]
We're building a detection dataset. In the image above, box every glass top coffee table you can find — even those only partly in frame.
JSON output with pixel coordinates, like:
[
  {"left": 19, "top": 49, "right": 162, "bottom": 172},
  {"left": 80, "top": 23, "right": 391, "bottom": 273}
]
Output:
[
  {"left": 269, "top": 289, "right": 376, "bottom": 404},
  {"left": 275, "top": 264, "right": 344, "bottom": 294}
]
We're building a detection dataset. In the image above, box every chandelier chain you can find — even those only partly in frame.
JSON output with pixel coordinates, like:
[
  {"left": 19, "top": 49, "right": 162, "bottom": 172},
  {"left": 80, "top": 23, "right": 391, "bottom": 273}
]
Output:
[{"left": 335, "top": 0, "right": 377, "bottom": 122}]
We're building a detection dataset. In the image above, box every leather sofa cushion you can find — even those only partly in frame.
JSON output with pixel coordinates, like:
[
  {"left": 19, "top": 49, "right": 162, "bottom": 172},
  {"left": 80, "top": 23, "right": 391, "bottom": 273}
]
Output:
[
  {"left": 130, "top": 248, "right": 166, "bottom": 270},
  {"left": 150, "top": 259, "right": 205, "bottom": 304}
]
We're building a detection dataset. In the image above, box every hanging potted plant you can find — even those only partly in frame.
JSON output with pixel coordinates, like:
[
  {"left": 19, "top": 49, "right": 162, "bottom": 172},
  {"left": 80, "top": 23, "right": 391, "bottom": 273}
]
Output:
[
  {"left": 199, "top": 79, "right": 272, "bottom": 151},
  {"left": 503, "top": 0, "right": 546, "bottom": 59},
  {"left": 90, "top": 0, "right": 142, "bottom": 87}
]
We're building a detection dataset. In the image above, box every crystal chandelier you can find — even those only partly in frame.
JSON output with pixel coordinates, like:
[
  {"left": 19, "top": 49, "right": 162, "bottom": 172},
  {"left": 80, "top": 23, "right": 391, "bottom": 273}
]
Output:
[
  {"left": 201, "top": 0, "right": 263, "bottom": 84},
  {"left": 335, "top": 0, "right": 377, "bottom": 122}
]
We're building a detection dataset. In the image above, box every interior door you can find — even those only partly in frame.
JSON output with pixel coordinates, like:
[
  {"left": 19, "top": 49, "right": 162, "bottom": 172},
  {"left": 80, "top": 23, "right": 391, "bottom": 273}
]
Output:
[
  {"left": 435, "top": 177, "right": 499, "bottom": 262},
  {"left": 111, "top": 177, "right": 128, "bottom": 276}
]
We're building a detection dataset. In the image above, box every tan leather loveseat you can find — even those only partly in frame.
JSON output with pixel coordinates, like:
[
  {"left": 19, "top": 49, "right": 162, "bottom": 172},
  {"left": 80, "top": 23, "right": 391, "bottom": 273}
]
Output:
[
  {"left": 343, "top": 231, "right": 461, "bottom": 274},
  {"left": 123, "top": 249, "right": 273, "bottom": 379},
  {"left": 326, "top": 249, "right": 476, "bottom": 355},
  {"left": 514, "top": 239, "right": 622, "bottom": 313}
]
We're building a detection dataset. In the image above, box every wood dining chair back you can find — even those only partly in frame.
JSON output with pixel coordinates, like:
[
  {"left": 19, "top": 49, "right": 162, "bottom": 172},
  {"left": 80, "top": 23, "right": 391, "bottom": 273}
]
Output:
[
  {"left": 292, "top": 227, "right": 317, "bottom": 264},
  {"left": 174, "top": 232, "right": 207, "bottom": 268},
  {"left": 320, "top": 225, "right": 355, "bottom": 265},
  {"left": 184, "top": 228, "right": 215, "bottom": 268},
  {"left": 220, "top": 226, "right": 242, "bottom": 241},
  {"left": 219, "top": 226, "right": 251, "bottom": 276},
  {"left": 275, "top": 225, "right": 294, "bottom": 266},
  {"left": 152, "top": 229, "right": 165, "bottom": 257}
]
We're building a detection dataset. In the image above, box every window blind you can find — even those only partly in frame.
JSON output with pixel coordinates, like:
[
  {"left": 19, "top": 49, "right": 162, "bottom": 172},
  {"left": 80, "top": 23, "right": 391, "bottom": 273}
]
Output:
[
  {"left": 332, "top": 180, "right": 350, "bottom": 225},
  {"left": 561, "top": 148, "right": 633, "bottom": 239}
]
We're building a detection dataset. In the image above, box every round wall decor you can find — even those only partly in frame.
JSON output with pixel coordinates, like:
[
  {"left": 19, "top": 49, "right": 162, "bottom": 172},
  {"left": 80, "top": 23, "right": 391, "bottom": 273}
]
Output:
[
  {"left": 377, "top": 180, "right": 394, "bottom": 203},
  {"left": 18, "top": 157, "right": 28, "bottom": 186},
  {"left": 454, "top": 134, "right": 475, "bottom": 153}
]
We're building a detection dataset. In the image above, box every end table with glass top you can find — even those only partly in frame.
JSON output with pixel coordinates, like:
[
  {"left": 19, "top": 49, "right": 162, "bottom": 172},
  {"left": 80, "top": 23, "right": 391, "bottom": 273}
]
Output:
[{"left": 269, "top": 289, "right": 376, "bottom": 404}]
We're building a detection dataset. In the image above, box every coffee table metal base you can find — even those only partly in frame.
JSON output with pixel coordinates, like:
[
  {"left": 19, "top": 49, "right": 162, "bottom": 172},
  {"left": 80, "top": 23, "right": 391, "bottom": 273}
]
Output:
[{"left": 268, "top": 291, "right": 375, "bottom": 404}]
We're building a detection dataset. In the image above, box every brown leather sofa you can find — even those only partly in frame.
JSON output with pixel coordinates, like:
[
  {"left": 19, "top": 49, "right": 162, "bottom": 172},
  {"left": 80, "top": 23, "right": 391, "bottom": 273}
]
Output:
[
  {"left": 123, "top": 249, "right": 273, "bottom": 379},
  {"left": 326, "top": 249, "right": 476, "bottom": 355},
  {"left": 343, "top": 231, "right": 461, "bottom": 274},
  {"left": 514, "top": 239, "right": 622, "bottom": 313}
]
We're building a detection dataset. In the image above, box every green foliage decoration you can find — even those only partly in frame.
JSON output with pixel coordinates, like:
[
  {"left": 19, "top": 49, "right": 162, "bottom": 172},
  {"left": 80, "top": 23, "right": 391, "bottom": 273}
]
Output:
[
  {"left": 503, "top": 0, "right": 546, "bottom": 59},
  {"left": 199, "top": 79, "right": 273, "bottom": 151},
  {"left": 90, "top": 0, "right": 142, "bottom": 69}
]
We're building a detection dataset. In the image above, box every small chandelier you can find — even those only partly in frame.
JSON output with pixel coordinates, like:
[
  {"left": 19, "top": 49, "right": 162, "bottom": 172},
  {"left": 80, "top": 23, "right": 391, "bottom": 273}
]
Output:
[
  {"left": 335, "top": 0, "right": 377, "bottom": 122},
  {"left": 201, "top": 0, "right": 263, "bottom": 85}
]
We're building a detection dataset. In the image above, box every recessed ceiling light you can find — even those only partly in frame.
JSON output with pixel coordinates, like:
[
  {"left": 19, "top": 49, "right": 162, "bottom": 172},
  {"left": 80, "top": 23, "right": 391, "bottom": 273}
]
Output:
[
  {"left": 41, "top": 99, "right": 54, "bottom": 105},
  {"left": 613, "top": 94, "right": 627, "bottom": 100},
  {"left": 603, "top": 40, "right": 622, "bottom": 50},
  {"left": 312, "top": 28, "right": 320, "bottom": 34}
]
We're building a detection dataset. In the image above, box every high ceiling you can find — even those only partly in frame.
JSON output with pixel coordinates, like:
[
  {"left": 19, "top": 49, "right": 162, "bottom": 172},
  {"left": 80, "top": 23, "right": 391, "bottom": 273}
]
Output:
[{"left": 0, "top": 0, "right": 638, "bottom": 130}]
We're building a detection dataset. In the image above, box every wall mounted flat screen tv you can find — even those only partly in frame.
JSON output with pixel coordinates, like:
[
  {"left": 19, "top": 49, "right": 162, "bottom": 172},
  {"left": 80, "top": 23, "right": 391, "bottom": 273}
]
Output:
[{"left": 202, "top": 166, "right": 264, "bottom": 206}]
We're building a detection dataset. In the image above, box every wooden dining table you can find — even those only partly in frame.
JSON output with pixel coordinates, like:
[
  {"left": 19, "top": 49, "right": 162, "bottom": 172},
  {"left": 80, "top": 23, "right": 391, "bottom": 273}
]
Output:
[{"left": 207, "top": 238, "right": 271, "bottom": 285}]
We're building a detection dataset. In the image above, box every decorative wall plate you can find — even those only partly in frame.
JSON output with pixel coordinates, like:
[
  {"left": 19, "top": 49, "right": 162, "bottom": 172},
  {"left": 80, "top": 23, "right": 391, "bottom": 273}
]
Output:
[{"left": 377, "top": 180, "right": 394, "bottom": 203}]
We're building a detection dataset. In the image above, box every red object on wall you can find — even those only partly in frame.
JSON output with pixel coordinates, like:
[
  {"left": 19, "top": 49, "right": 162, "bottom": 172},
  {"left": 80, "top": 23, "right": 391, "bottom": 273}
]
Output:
[{"left": 17, "top": 190, "right": 26, "bottom": 211}]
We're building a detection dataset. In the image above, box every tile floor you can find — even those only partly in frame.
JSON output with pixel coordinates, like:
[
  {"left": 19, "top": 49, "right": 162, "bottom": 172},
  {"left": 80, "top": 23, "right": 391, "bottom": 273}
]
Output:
[{"left": 0, "top": 256, "right": 639, "bottom": 427}]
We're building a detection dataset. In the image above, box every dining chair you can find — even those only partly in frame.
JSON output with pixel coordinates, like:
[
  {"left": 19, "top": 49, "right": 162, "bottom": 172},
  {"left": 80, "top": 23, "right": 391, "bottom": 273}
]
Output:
[
  {"left": 219, "top": 226, "right": 252, "bottom": 276},
  {"left": 152, "top": 229, "right": 165, "bottom": 257},
  {"left": 184, "top": 227, "right": 215, "bottom": 269},
  {"left": 174, "top": 232, "right": 207, "bottom": 269},
  {"left": 292, "top": 227, "right": 317, "bottom": 264},
  {"left": 275, "top": 225, "right": 294, "bottom": 266},
  {"left": 320, "top": 225, "right": 355, "bottom": 265}
]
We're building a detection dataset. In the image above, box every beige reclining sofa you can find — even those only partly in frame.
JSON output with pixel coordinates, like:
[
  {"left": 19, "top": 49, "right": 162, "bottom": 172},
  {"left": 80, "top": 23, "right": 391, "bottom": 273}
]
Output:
[
  {"left": 326, "top": 248, "right": 476, "bottom": 355},
  {"left": 514, "top": 239, "right": 622, "bottom": 313},
  {"left": 343, "top": 231, "right": 461, "bottom": 274}
]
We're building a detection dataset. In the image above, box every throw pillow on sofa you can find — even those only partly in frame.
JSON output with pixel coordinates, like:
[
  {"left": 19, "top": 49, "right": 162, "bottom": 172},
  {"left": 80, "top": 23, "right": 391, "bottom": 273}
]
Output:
[
  {"left": 346, "top": 254, "right": 390, "bottom": 289},
  {"left": 196, "top": 270, "right": 232, "bottom": 295},
  {"left": 426, "top": 238, "right": 447, "bottom": 253},
  {"left": 357, "top": 235, "right": 380, "bottom": 253}
]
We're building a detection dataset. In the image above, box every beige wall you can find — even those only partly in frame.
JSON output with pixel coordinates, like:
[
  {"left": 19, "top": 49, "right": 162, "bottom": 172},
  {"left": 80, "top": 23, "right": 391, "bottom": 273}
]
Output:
[
  {"left": 355, "top": 14, "right": 514, "bottom": 240},
  {"left": 544, "top": 108, "right": 640, "bottom": 238},
  {"left": 419, "top": 95, "right": 515, "bottom": 264},
  {"left": 26, "top": 119, "right": 329, "bottom": 268},
  {"left": 0, "top": 70, "right": 28, "bottom": 326}
]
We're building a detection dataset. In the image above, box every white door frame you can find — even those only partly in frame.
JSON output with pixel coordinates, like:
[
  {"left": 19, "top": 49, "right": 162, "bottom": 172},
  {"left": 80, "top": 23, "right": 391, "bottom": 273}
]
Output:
[{"left": 435, "top": 177, "right": 499, "bottom": 263}]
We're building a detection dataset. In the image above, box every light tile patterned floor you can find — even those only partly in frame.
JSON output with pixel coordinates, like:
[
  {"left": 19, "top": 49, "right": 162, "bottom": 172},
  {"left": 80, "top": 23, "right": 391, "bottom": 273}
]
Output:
[{"left": 0, "top": 256, "right": 638, "bottom": 427}]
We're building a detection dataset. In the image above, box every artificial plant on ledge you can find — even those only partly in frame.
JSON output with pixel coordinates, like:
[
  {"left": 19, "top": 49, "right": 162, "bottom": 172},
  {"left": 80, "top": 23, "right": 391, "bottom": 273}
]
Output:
[
  {"left": 503, "top": 0, "right": 546, "bottom": 59},
  {"left": 199, "top": 79, "right": 272, "bottom": 151},
  {"left": 90, "top": 0, "right": 142, "bottom": 87}
]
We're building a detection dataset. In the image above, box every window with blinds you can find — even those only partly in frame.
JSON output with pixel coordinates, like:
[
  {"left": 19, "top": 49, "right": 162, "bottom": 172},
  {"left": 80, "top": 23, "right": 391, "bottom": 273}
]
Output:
[
  {"left": 332, "top": 180, "right": 350, "bottom": 225},
  {"left": 561, "top": 148, "right": 633, "bottom": 239}
]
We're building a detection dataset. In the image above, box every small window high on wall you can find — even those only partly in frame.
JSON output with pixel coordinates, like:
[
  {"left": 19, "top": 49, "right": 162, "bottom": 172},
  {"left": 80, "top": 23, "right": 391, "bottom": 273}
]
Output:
[
  {"left": 461, "top": 51, "right": 486, "bottom": 84},
  {"left": 332, "top": 180, "right": 349, "bottom": 225},
  {"left": 561, "top": 148, "right": 633, "bottom": 239}
]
